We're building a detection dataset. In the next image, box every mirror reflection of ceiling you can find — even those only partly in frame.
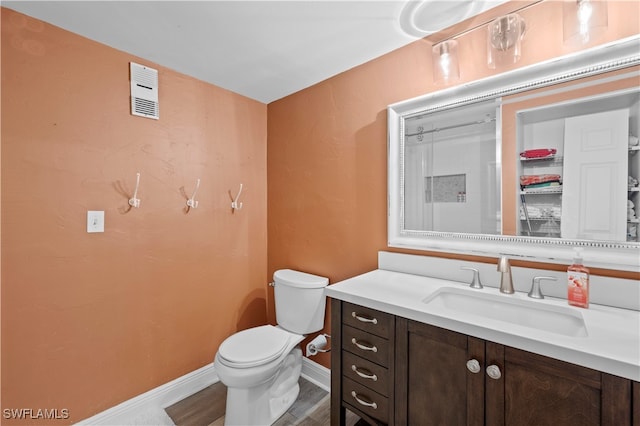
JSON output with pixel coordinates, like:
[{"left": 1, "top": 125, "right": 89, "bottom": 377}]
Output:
[{"left": 3, "top": 0, "right": 509, "bottom": 103}]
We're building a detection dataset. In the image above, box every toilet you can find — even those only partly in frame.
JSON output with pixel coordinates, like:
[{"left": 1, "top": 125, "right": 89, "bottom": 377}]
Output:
[{"left": 214, "top": 269, "right": 329, "bottom": 426}]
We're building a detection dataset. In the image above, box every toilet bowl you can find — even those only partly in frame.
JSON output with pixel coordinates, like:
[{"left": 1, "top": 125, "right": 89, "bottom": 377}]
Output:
[
  {"left": 214, "top": 326, "right": 305, "bottom": 425},
  {"left": 213, "top": 269, "right": 328, "bottom": 426}
]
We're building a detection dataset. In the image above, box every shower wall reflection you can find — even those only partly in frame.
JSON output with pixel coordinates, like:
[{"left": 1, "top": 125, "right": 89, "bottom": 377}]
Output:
[{"left": 403, "top": 100, "right": 501, "bottom": 234}]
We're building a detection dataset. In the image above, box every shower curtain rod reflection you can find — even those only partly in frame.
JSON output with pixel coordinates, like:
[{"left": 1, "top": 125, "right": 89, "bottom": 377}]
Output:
[{"left": 405, "top": 116, "right": 496, "bottom": 137}]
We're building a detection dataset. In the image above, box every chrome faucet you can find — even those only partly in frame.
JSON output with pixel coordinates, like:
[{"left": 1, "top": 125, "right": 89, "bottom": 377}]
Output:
[
  {"left": 528, "top": 276, "right": 558, "bottom": 299},
  {"left": 497, "top": 257, "right": 514, "bottom": 294}
]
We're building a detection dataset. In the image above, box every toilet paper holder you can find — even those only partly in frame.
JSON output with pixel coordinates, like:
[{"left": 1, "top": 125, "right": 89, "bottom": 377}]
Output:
[{"left": 306, "top": 333, "right": 331, "bottom": 357}]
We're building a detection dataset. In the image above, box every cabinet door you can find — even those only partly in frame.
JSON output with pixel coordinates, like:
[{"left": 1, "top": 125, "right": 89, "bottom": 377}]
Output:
[
  {"left": 395, "top": 318, "right": 484, "bottom": 426},
  {"left": 499, "top": 347, "right": 631, "bottom": 426}
]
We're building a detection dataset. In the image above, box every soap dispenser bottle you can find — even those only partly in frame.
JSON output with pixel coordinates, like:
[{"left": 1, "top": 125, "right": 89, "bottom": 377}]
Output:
[{"left": 567, "top": 247, "right": 589, "bottom": 308}]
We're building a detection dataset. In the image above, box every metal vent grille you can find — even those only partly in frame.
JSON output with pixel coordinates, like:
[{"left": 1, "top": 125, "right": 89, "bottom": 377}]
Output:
[
  {"left": 130, "top": 62, "right": 159, "bottom": 119},
  {"left": 133, "top": 98, "right": 158, "bottom": 117}
]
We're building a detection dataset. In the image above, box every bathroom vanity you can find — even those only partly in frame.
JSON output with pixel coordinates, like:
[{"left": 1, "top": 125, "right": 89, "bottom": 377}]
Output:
[
  {"left": 326, "top": 252, "right": 640, "bottom": 426},
  {"left": 349, "top": 31, "right": 640, "bottom": 426}
]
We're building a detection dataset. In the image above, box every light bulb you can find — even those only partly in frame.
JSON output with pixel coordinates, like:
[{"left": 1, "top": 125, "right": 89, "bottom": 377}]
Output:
[
  {"left": 440, "top": 52, "right": 451, "bottom": 79},
  {"left": 578, "top": 0, "right": 593, "bottom": 43},
  {"left": 432, "top": 40, "right": 459, "bottom": 84}
]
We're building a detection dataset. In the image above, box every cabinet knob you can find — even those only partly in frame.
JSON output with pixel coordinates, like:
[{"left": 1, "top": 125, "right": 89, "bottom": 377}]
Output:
[
  {"left": 351, "top": 338, "right": 378, "bottom": 353},
  {"left": 486, "top": 364, "right": 502, "bottom": 380},
  {"left": 466, "top": 359, "right": 481, "bottom": 374},
  {"left": 351, "top": 311, "right": 378, "bottom": 324}
]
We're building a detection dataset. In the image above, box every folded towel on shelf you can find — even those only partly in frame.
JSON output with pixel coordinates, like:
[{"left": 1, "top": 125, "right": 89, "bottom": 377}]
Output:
[
  {"left": 520, "top": 174, "right": 562, "bottom": 188},
  {"left": 520, "top": 148, "right": 557, "bottom": 159},
  {"left": 520, "top": 205, "right": 562, "bottom": 219},
  {"left": 523, "top": 182, "right": 561, "bottom": 190},
  {"left": 520, "top": 205, "right": 542, "bottom": 218}
]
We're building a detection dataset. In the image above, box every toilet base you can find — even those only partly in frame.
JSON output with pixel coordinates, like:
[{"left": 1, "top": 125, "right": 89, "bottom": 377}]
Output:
[{"left": 223, "top": 347, "right": 303, "bottom": 426}]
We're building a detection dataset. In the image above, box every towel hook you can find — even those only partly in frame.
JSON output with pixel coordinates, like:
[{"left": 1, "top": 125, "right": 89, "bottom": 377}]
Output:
[
  {"left": 231, "top": 183, "right": 243, "bottom": 210},
  {"left": 129, "top": 172, "right": 141, "bottom": 208},
  {"left": 186, "top": 178, "right": 201, "bottom": 209}
]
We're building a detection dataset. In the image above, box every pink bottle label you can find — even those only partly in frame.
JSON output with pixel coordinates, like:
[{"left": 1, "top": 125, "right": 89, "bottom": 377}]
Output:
[{"left": 568, "top": 271, "right": 589, "bottom": 307}]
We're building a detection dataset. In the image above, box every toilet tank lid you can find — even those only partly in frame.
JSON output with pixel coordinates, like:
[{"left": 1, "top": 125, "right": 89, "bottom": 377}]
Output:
[{"left": 274, "top": 269, "right": 328, "bottom": 288}]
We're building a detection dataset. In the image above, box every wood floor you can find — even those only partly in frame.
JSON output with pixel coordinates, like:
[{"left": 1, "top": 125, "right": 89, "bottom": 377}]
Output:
[{"left": 165, "top": 377, "right": 362, "bottom": 426}]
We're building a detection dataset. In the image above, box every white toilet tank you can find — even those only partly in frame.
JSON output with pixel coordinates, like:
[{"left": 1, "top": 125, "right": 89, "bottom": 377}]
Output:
[{"left": 273, "top": 269, "right": 329, "bottom": 335}]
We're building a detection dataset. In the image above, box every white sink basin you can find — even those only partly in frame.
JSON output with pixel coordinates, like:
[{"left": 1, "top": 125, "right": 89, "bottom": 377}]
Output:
[{"left": 423, "top": 287, "right": 588, "bottom": 337}]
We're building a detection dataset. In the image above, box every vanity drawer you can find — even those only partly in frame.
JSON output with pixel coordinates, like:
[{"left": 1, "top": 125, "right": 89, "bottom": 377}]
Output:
[
  {"left": 342, "top": 325, "right": 389, "bottom": 367},
  {"left": 342, "top": 351, "right": 389, "bottom": 397},
  {"left": 342, "top": 302, "right": 392, "bottom": 338},
  {"left": 343, "top": 377, "right": 389, "bottom": 423}
]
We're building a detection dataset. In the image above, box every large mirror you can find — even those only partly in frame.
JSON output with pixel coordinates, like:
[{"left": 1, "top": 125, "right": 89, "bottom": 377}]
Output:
[{"left": 388, "top": 35, "right": 640, "bottom": 271}]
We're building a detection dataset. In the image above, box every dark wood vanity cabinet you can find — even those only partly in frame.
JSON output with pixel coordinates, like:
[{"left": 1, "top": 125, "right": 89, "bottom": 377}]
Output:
[
  {"left": 332, "top": 299, "right": 396, "bottom": 425},
  {"left": 395, "top": 318, "right": 634, "bottom": 426},
  {"left": 331, "top": 299, "right": 638, "bottom": 426}
]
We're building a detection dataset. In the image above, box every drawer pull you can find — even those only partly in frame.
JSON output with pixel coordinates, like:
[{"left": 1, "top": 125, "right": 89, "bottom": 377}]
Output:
[
  {"left": 351, "top": 391, "right": 377, "bottom": 410},
  {"left": 351, "top": 365, "right": 378, "bottom": 381},
  {"left": 351, "top": 338, "right": 378, "bottom": 353},
  {"left": 351, "top": 311, "right": 378, "bottom": 324}
]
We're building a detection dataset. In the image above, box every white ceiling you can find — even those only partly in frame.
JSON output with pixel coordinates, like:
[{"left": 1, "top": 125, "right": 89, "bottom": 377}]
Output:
[{"left": 4, "top": 1, "right": 509, "bottom": 104}]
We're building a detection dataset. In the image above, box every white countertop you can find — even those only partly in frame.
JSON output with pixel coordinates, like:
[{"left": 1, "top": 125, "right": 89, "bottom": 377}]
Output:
[{"left": 325, "top": 268, "right": 640, "bottom": 382}]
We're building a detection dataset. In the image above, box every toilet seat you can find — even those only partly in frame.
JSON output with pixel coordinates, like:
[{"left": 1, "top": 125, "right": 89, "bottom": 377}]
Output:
[{"left": 217, "top": 325, "right": 300, "bottom": 368}]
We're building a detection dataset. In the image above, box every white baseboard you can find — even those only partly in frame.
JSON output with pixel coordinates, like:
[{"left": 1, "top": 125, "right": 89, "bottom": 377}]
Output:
[
  {"left": 301, "top": 357, "right": 331, "bottom": 392},
  {"left": 76, "top": 363, "right": 218, "bottom": 425},
  {"left": 76, "top": 357, "right": 331, "bottom": 425}
]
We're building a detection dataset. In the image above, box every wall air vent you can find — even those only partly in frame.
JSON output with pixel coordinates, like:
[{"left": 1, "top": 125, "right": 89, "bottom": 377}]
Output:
[{"left": 130, "top": 62, "right": 159, "bottom": 120}]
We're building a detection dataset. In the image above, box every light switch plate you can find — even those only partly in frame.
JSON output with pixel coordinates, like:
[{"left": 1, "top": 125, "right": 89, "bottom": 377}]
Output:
[{"left": 87, "top": 211, "right": 105, "bottom": 233}]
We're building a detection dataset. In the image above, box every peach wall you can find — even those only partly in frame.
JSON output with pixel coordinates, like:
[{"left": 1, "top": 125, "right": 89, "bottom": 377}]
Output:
[
  {"left": 1, "top": 8, "right": 267, "bottom": 424},
  {"left": 267, "top": 0, "right": 640, "bottom": 369}
]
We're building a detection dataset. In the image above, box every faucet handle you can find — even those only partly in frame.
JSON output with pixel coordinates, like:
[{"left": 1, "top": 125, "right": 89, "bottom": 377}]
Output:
[
  {"left": 528, "top": 276, "right": 558, "bottom": 299},
  {"left": 461, "top": 267, "right": 483, "bottom": 289}
]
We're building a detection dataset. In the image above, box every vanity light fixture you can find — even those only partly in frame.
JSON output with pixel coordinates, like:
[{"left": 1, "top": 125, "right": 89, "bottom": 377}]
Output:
[
  {"left": 563, "top": 0, "right": 608, "bottom": 45},
  {"left": 487, "top": 13, "right": 526, "bottom": 69},
  {"left": 432, "top": 39, "right": 460, "bottom": 85}
]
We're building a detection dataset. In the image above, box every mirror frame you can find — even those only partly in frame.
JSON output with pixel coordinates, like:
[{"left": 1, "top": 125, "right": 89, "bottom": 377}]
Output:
[{"left": 388, "top": 35, "right": 640, "bottom": 271}]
